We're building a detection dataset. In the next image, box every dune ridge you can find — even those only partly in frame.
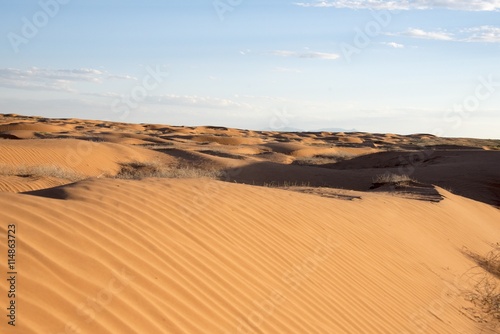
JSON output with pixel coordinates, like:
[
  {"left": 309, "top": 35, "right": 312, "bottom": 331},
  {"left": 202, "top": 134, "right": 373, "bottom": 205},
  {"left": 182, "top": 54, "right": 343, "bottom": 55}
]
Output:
[
  {"left": 1, "top": 114, "right": 498, "bottom": 205},
  {"left": 0, "top": 178, "right": 499, "bottom": 333},
  {"left": 0, "top": 114, "right": 499, "bottom": 333}
]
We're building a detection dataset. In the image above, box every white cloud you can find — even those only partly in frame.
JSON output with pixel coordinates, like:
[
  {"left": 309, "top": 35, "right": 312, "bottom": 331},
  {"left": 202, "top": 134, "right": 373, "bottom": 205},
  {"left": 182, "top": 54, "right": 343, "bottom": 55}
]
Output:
[
  {"left": 295, "top": 0, "right": 500, "bottom": 11},
  {"left": 273, "top": 67, "right": 303, "bottom": 73},
  {"left": 271, "top": 50, "right": 340, "bottom": 60},
  {"left": 382, "top": 42, "right": 405, "bottom": 48},
  {"left": 387, "top": 26, "right": 500, "bottom": 42},
  {"left": 145, "top": 94, "right": 252, "bottom": 109},
  {"left": 0, "top": 68, "right": 251, "bottom": 112},
  {"left": 461, "top": 25, "right": 500, "bottom": 43},
  {"left": 0, "top": 67, "right": 136, "bottom": 92},
  {"left": 395, "top": 28, "right": 454, "bottom": 40},
  {"left": 107, "top": 74, "right": 137, "bottom": 80},
  {"left": 295, "top": 0, "right": 414, "bottom": 10},
  {"left": 86, "top": 91, "right": 251, "bottom": 109}
]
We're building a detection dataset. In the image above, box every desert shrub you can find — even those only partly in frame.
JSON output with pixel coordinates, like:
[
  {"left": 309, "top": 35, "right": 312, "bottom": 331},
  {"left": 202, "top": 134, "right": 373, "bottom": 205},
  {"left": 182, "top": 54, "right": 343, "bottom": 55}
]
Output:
[
  {"left": 463, "top": 245, "right": 500, "bottom": 323},
  {"left": 0, "top": 164, "right": 83, "bottom": 181},
  {"left": 292, "top": 152, "right": 354, "bottom": 166},
  {"left": 262, "top": 181, "right": 311, "bottom": 188},
  {"left": 114, "top": 161, "right": 221, "bottom": 180},
  {"left": 198, "top": 149, "right": 245, "bottom": 160},
  {"left": 140, "top": 143, "right": 174, "bottom": 149},
  {"left": 372, "top": 173, "right": 414, "bottom": 185}
]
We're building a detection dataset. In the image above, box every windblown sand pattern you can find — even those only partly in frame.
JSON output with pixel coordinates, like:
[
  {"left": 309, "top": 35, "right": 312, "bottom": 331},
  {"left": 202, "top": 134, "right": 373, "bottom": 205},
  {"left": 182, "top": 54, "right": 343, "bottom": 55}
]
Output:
[{"left": 0, "top": 114, "right": 499, "bottom": 333}]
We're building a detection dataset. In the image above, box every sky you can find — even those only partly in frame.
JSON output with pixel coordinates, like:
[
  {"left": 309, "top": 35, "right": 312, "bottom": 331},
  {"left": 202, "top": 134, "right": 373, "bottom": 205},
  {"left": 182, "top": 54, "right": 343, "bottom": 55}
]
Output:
[{"left": 0, "top": 0, "right": 499, "bottom": 138}]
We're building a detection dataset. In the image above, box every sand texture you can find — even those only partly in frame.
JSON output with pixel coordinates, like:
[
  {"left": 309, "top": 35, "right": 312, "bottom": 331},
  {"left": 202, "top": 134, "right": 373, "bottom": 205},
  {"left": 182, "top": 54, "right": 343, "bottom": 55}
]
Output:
[{"left": 0, "top": 114, "right": 499, "bottom": 333}]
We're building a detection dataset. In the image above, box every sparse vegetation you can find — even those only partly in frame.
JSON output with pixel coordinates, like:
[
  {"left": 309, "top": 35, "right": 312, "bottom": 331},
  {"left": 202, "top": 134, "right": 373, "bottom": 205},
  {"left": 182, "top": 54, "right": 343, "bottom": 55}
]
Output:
[
  {"left": 0, "top": 164, "right": 84, "bottom": 181},
  {"left": 443, "top": 186, "right": 454, "bottom": 193},
  {"left": 198, "top": 149, "right": 245, "bottom": 160},
  {"left": 140, "top": 143, "right": 174, "bottom": 149},
  {"left": 262, "top": 181, "right": 311, "bottom": 188},
  {"left": 292, "top": 152, "right": 354, "bottom": 166},
  {"left": 372, "top": 173, "right": 414, "bottom": 186},
  {"left": 35, "top": 131, "right": 51, "bottom": 137},
  {"left": 114, "top": 161, "right": 221, "bottom": 180},
  {"left": 79, "top": 135, "right": 106, "bottom": 142},
  {"left": 463, "top": 244, "right": 500, "bottom": 324}
]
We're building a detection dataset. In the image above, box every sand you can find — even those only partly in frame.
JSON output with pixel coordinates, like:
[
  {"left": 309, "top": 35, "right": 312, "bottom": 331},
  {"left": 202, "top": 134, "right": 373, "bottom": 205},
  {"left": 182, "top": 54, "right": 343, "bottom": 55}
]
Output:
[{"left": 0, "top": 113, "right": 499, "bottom": 333}]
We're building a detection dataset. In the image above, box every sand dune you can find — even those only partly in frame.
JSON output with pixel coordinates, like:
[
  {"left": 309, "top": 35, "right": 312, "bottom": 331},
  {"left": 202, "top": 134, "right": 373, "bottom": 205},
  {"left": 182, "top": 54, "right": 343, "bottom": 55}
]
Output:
[
  {"left": 325, "top": 150, "right": 500, "bottom": 207},
  {"left": 0, "top": 114, "right": 499, "bottom": 333},
  {"left": 0, "top": 138, "right": 174, "bottom": 192},
  {"left": 0, "top": 179, "right": 499, "bottom": 333}
]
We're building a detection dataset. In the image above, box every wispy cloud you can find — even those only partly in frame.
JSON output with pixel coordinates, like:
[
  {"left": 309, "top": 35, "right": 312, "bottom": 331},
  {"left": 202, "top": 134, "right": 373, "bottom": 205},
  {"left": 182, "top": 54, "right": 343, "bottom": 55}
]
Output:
[
  {"left": 271, "top": 50, "right": 340, "bottom": 60},
  {"left": 382, "top": 41, "right": 405, "bottom": 48},
  {"left": 387, "top": 26, "right": 500, "bottom": 42},
  {"left": 295, "top": 0, "right": 500, "bottom": 11},
  {"left": 0, "top": 67, "right": 136, "bottom": 92},
  {"left": 0, "top": 67, "right": 251, "bottom": 112},
  {"left": 295, "top": 0, "right": 413, "bottom": 10},
  {"left": 461, "top": 25, "right": 500, "bottom": 43},
  {"left": 239, "top": 49, "right": 252, "bottom": 55},
  {"left": 391, "top": 28, "right": 454, "bottom": 41},
  {"left": 273, "top": 67, "right": 303, "bottom": 73},
  {"left": 87, "top": 91, "right": 251, "bottom": 109},
  {"left": 145, "top": 94, "right": 252, "bottom": 109}
]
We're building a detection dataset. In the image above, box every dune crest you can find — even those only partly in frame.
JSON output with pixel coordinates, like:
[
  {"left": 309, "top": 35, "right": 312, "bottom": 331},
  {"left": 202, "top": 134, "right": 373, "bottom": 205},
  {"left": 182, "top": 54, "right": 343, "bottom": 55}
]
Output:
[
  {"left": 0, "top": 114, "right": 499, "bottom": 333},
  {"left": 0, "top": 179, "right": 498, "bottom": 333}
]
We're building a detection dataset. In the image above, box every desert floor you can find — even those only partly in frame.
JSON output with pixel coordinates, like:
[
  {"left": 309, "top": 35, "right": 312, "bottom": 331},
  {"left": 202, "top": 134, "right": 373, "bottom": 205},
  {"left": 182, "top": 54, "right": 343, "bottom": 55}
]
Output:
[{"left": 0, "top": 113, "right": 499, "bottom": 333}]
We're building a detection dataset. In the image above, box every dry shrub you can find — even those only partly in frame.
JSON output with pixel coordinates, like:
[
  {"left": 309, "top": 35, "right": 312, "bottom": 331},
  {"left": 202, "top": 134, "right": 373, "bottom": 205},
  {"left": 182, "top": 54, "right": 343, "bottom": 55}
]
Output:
[
  {"left": 463, "top": 245, "right": 500, "bottom": 323},
  {"left": 115, "top": 161, "right": 221, "bottom": 180},
  {"left": 293, "top": 152, "right": 354, "bottom": 166},
  {"left": 262, "top": 181, "right": 311, "bottom": 188},
  {"left": 198, "top": 149, "right": 245, "bottom": 160},
  {"left": 372, "top": 173, "right": 414, "bottom": 186},
  {"left": 0, "top": 164, "right": 83, "bottom": 181}
]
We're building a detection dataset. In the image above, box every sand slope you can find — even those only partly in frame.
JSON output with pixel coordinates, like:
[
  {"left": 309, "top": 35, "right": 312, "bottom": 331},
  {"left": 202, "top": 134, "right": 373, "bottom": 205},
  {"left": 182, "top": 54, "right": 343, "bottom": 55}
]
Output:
[
  {"left": 0, "top": 114, "right": 499, "bottom": 333},
  {"left": 1, "top": 113, "right": 499, "bottom": 205},
  {"left": 325, "top": 150, "right": 500, "bottom": 207},
  {"left": 1, "top": 178, "right": 499, "bottom": 333},
  {"left": 0, "top": 139, "right": 174, "bottom": 192}
]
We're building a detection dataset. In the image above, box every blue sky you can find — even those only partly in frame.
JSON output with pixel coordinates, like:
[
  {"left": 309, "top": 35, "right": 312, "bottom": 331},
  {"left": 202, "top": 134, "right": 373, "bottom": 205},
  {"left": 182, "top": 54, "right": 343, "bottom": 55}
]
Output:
[{"left": 0, "top": 0, "right": 499, "bottom": 138}]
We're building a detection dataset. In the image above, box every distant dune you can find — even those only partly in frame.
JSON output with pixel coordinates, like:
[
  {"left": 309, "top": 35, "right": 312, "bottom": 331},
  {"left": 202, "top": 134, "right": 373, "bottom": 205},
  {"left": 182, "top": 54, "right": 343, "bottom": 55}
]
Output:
[{"left": 0, "top": 114, "right": 499, "bottom": 333}]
